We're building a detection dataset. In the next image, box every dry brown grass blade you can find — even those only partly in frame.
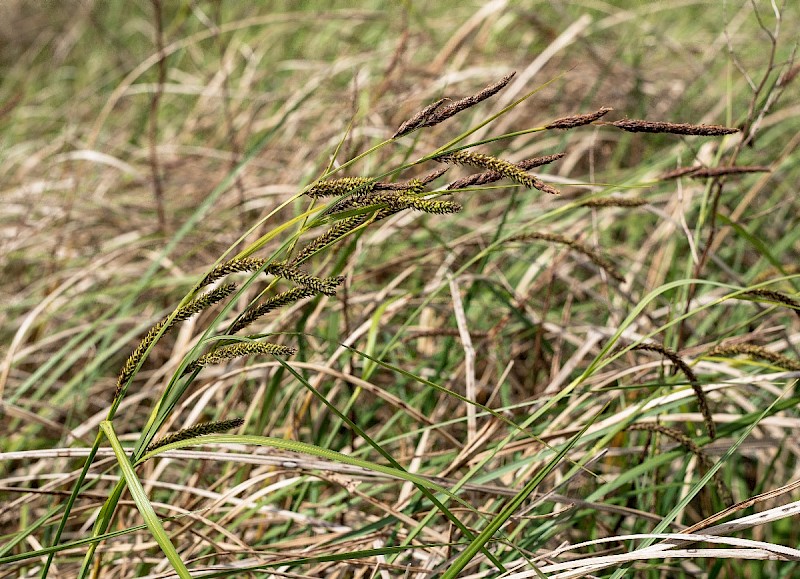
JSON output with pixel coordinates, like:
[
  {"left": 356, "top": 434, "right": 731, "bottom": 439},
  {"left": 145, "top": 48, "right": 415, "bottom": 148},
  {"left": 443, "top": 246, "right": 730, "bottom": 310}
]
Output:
[{"left": 682, "top": 478, "right": 800, "bottom": 534}]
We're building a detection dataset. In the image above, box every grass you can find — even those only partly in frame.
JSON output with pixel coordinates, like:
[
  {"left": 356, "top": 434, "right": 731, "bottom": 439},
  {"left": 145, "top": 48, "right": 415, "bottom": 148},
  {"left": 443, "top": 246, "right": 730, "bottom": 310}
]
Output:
[{"left": 2, "top": 1, "right": 800, "bottom": 577}]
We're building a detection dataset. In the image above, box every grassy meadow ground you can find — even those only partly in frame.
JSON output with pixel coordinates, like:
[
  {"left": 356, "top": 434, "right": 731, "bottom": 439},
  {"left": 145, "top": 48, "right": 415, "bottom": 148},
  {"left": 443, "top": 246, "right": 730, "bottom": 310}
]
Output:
[{"left": 1, "top": 1, "right": 800, "bottom": 577}]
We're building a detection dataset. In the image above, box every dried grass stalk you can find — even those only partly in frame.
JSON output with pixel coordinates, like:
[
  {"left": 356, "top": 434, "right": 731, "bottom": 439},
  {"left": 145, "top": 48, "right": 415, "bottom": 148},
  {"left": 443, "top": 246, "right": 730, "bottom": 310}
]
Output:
[
  {"left": 606, "top": 119, "right": 739, "bottom": 136},
  {"left": 545, "top": 106, "right": 613, "bottom": 130},
  {"left": 146, "top": 418, "right": 245, "bottom": 453},
  {"left": 509, "top": 231, "right": 624, "bottom": 283},
  {"left": 631, "top": 343, "right": 715, "bottom": 439},
  {"left": 446, "top": 153, "right": 565, "bottom": 190},
  {"left": 706, "top": 343, "right": 800, "bottom": 371}
]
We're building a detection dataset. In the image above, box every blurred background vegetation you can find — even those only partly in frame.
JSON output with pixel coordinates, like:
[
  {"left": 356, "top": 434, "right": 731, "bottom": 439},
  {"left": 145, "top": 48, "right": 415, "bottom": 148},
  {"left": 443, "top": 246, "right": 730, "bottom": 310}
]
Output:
[{"left": 2, "top": 1, "right": 799, "bottom": 577}]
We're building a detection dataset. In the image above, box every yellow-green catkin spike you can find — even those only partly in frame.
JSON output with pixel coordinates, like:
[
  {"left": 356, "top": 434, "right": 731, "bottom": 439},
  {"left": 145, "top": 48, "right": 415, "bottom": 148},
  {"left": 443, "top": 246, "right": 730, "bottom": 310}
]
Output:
[
  {"left": 184, "top": 342, "right": 297, "bottom": 375},
  {"left": 114, "top": 283, "right": 237, "bottom": 399}
]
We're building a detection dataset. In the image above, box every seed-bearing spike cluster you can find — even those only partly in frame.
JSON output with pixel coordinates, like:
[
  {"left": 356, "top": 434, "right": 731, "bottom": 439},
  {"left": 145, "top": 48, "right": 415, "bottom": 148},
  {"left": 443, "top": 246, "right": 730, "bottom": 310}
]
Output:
[
  {"left": 174, "top": 283, "right": 238, "bottom": 321},
  {"left": 627, "top": 423, "right": 732, "bottom": 505},
  {"left": 741, "top": 289, "right": 800, "bottom": 319},
  {"left": 305, "top": 177, "right": 375, "bottom": 198},
  {"left": 292, "top": 215, "right": 370, "bottom": 265},
  {"left": 184, "top": 342, "right": 297, "bottom": 375},
  {"left": 606, "top": 119, "right": 740, "bottom": 136},
  {"left": 446, "top": 153, "right": 565, "bottom": 190},
  {"left": 114, "top": 283, "right": 238, "bottom": 399},
  {"left": 579, "top": 197, "right": 647, "bottom": 208},
  {"left": 393, "top": 72, "right": 515, "bottom": 138},
  {"left": 545, "top": 107, "right": 613, "bottom": 130},
  {"left": 509, "top": 231, "right": 624, "bottom": 283},
  {"left": 200, "top": 258, "right": 268, "bottom": 287},
  {"left": 436, "top": 151, "right": 536, "bottom": 188},
  {"left": 661, "top": 165, "right": 771, "bottom": 180},
  {"left": 706, "top": 343, "right": 800, "bottom": 371},
  {"left": 267, "top": 262, "right": 344, "bottom": 296},
  {"left": 146, "top": 418, "right": 245, "bottom": 453},
  {"left": 329, "top": 179, "right": 427, "bottom": 215},
  {"left": 631, "top": 343, "right": 715, "bottom": 440},
  {"left": 395, "top": 194, "right": 461, "bottom": 214},
  {"left": 229, "top": 286, "right": 318, "bottom": 334},
  {"left": 421, "top": 72, "right": 515, "bottom": 128},
  {"left": 392, "top": 98, "right": 449, "bottom": 138}
]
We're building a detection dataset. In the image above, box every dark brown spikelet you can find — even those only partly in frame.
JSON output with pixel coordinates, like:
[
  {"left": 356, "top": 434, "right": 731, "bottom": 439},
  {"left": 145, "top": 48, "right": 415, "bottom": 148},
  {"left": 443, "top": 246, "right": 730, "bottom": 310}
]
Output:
[
  {"left": 661, "top": 165, "right": 771, "bottom": 180},
  {"left": 418, "top": 166, "right": 450, "bottom": 185},
  {"left": 392, "top": 98, "right": 449, "bottom": 138},
  {"left": 628, "top": 423, "right": 732, "bottom": 505},
  {"left": 305, "top": 177, "right": 374, "bottom": 198},
  {"left": 707, "top": 343, "right": 800, "bottom": 371},
  {"left": 545, "top": 107, "right": 613, "bottom": 130},
  {"left": 509, "top": 231, "right": 624, "bottom": 283},
  {"left": 416, "top": 72, "right": 515, "bottom": 129},
  {"left": 114, "top": 283, "right": 237, "bottom": 399},
  {"left": 580, "top": 197, "right": 647, "bottom": 208},
  {"left": 735, "top": 289, "right": 800, "bottom": 319},
  {"left": 631, "top": 343, "right": 715, "bottom": 440},
  {"left": 373, "top": 178, "right": 426, "bottom": 193},
  {"left": 184, "top": 342, "right": 297, "bottom": 375},
  {"left": 267, "top": 262, "right": 344, "bottom": 296},
  {"left": 229, "top": 286, "right": 318, "bottom": 334},
  {"left": 200, "top": 258, "right": 268, "bottom": 287},
  {"left": 606, "top": 119, "right": 739, "bottom": 136},
  {"left": 146, "top": 418, "right": 245, "bottom": 453},
  {"left": 446, "top": 153, "right": 565, "bottom": 190}
]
